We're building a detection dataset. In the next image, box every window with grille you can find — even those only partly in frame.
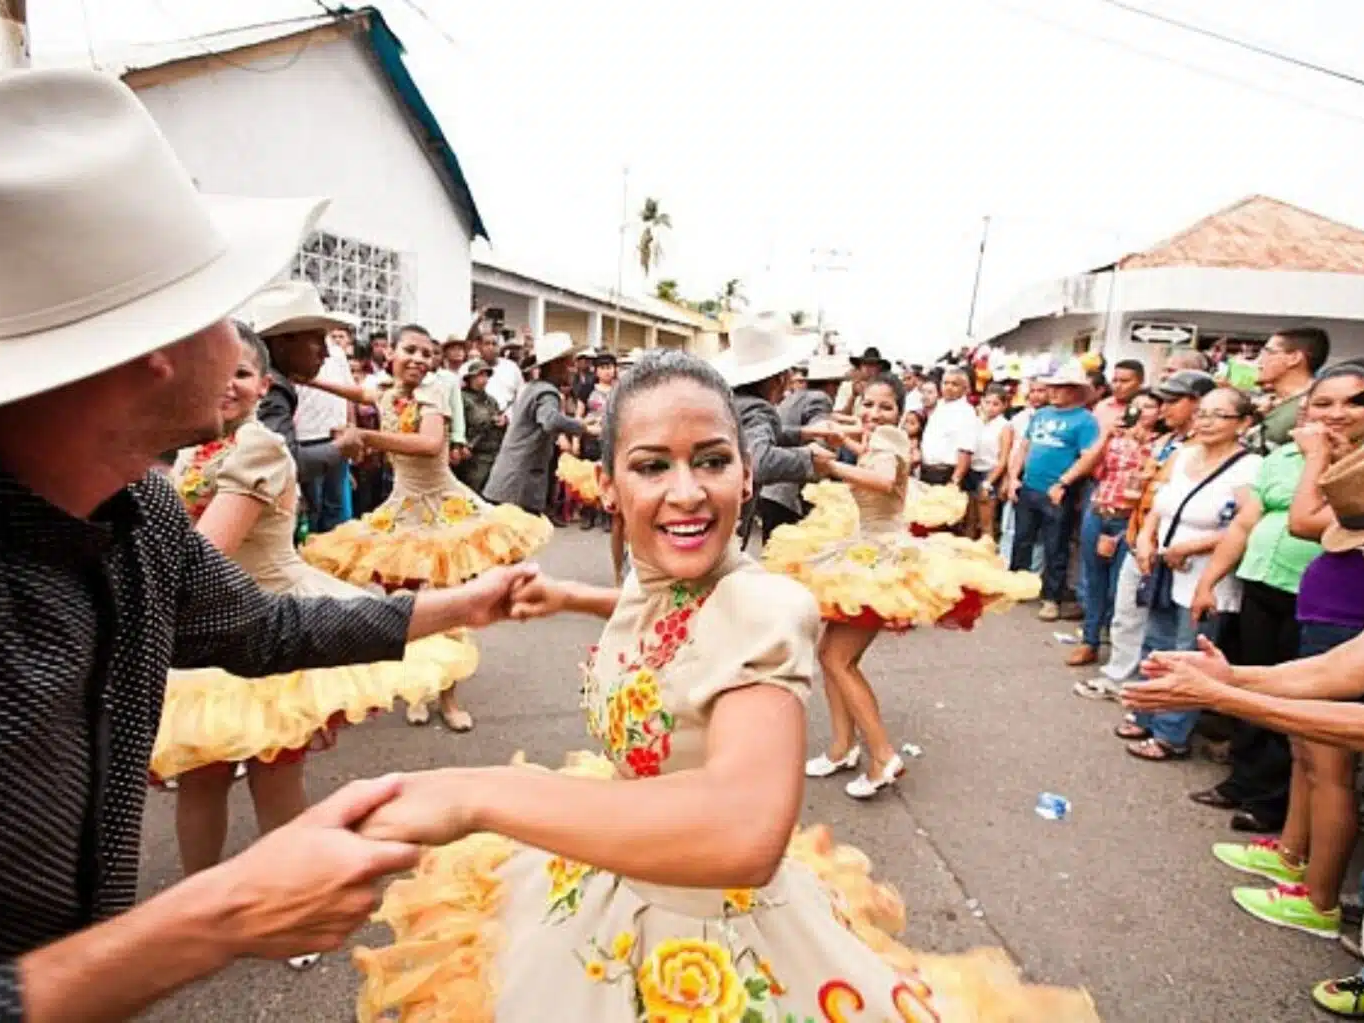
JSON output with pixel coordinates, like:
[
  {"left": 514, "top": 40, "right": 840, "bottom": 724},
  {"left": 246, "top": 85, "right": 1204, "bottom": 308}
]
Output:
[{"left": 289, "top": 231, "right": 416, "bottom": 338}]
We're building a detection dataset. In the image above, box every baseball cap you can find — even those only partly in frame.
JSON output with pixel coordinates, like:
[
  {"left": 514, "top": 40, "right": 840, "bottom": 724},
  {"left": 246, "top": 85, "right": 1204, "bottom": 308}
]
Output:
[{"left": 1156, "top": 370, "right": 1216, "bottom": 400}]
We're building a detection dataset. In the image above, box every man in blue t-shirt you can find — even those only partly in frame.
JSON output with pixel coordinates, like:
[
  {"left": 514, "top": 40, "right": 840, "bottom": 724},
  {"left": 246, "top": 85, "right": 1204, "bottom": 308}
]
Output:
[{"left": 1004, "top": 361, "right": 1100, "bottom": 618}]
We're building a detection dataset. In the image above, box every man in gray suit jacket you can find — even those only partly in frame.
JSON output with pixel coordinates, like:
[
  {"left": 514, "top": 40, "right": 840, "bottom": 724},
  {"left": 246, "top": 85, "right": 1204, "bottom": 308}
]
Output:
[
  {"left": 484, "top": 332, "right": 587, "bottom": 515},
  {"left": 760, "top": 353, "right": 850, "bottom": 536}
]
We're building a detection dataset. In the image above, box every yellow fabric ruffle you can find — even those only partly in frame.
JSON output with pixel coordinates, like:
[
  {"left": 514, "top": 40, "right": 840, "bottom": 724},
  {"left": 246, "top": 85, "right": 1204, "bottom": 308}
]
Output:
[
  {"left": 151, "top": 631, "right": 478, "bottom": 778},
  {"left": 798, "top": 479, "right": 969, "bottom": 531},
  {"left": 302, "top": 504, "right": 552, "bottom": 588},
  {"left": 556, "top": 453, "right": 601, "bottom": 505},
  {"left": 353, "top": 752, "right": 1097, "bottom": 1023},
  {"left": 764, "top": 487, "right": 1038, "bottom": 626}
]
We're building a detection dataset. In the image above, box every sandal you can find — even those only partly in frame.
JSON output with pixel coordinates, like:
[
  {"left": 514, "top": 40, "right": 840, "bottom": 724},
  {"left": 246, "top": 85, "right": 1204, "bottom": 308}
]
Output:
[
  {"left": 1126, "top": 737, "right": 1191, "bottom": 762},
  {"left": 1189, "top": 787, "right": 1239, "bottom": 810},
  {"left": 1114, "top": 722, "right": 1151, "bottom": 740},
  {"left": 441, "top": 707, "right": 474, "bottom": 733}
]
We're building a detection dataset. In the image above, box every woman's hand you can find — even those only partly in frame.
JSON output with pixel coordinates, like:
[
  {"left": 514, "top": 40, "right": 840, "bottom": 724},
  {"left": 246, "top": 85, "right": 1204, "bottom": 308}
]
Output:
[
  {"left": 1047, "top": 483, "right": 1066, "bottom": 506},
  {"left": 1292, "top": 422, "right": 1333, "bottom": 461},
  {"left": 1135, "top": 534, "right": 1155, "bottom": 575},
  {"left": 1095, "top": 534, "right": 1119, "bottom": 560},
  {"left": 453, "top": 564, "right": 541, "bottom": 627},
  {"left": 1187, "top": 580, "right": 1216, "bottom": 626},
  {"left": 354, "top": 768, "right": 480, "bottom": 847},
  {"left": 1122, "top": 662, "right": 1225, "bottom": 714},
  {"left": 508, "top": 574, "right": 570, "bottom": 621},
  {"left": 1140, "top": 634, "right": 1234, "bottom": 684},
  {"left": 1161, "top": 543, "right": 1191, "bottom": 572}
]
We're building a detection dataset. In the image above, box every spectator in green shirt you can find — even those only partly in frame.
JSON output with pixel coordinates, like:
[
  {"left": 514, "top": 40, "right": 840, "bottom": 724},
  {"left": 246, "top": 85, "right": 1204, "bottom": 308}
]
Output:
[{"left": 1249, "top": 327, "right": 1331, "bottom": 453}]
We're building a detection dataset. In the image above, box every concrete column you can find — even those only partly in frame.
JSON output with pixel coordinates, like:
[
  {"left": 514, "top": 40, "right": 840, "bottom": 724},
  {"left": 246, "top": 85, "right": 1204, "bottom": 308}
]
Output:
[
  {"left": 587, "top": 310, "right": 604, "bottom": 348},
  {"left": 528, "top": 294, "right": 546, "bottom": 338},
  {"left": 646, "top": 324, "right": 659, "bottom": 349}
]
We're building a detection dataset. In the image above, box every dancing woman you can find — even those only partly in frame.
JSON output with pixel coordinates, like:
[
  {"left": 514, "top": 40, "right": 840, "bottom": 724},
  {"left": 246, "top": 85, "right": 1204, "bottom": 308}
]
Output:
[
  {"left": 299, "top": 327, "right": 552, "bottom": 730},
  {"left": 347, "top": 350, "right": 1093, "bottom": 1022},
  {"left": 765, "top": 375, "right": 1039, "bottom": 799},
  {"left": 155, "top": 325, "right": 478, "bottom": 898}
]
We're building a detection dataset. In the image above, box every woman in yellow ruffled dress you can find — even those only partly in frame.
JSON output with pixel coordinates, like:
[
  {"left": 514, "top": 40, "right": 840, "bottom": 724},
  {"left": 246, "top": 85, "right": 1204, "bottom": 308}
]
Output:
[
  {"left": 155, "top": 327, "right": 479, "bottom": 908},
  {"left": 764, "top": 375, "right": 1038, "bottom": 800},
  {"left": 346, "top": 350, "right": 1093, "bottom": 1023},
  {"left": 298, "top": 327, "right": 552, "bottom": 730}
]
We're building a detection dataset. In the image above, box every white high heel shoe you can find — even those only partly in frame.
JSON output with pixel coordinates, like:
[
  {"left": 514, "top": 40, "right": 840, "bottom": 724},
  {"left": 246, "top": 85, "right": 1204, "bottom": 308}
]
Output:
[
  {"left": 805, "top": 747, "right": 861, "bottom": 778},
  {"left": 845, "top": 754, "right": 905, "bottom": 799},
  {"left": 287, "top": 953, "right": 321, "bottom": 971}
]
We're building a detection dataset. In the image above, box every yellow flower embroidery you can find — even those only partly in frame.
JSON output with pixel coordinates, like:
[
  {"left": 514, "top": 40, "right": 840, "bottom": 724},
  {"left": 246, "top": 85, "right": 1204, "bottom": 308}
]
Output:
[
  {"left": 609, "top": 931, "right": 635, "bottom": 961},
  {"left": 441, "top": 496, "right": 475, "bottom": 521},
  {"left": 584, "top": 959, "right": 607, "bottom": 982},
  {"left": 636, "top": 938, "right": 747, "bottom": 1023},
  {"left": 367, "top": 506, "right": 397, "bottom": 533},
  {"left": 621, "top": 673, "right": 662, "bottom": 722},
  {"left": 757, "top": 957, "right": 786, "bottom": 996},
  {"left": 606, "top": 695, "right": 628, "bottom": 754},
  {"left": 546, "top": 855, "right": 590, "bottom": 904},
  {"left": 723, "top": 888, "right": 755, "bottom": 914},
  {"left": 848, "top": 543, "right": 879, "bottom": 567}
]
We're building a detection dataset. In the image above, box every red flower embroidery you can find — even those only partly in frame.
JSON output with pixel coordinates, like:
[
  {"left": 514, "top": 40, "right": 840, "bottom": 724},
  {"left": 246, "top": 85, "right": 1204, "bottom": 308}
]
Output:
[{"left": 625, "top": 746, "right": 662, "bottom": 777}]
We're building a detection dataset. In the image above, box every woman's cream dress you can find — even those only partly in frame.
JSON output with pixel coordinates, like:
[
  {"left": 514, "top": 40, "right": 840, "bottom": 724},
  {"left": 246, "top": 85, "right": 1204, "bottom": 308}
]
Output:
[
  {"left": 151, "top": 420, "right": 478, "bottom": 778},
  {"left": 353, "top": 546, "right": 1094, "bottom": 1022}
]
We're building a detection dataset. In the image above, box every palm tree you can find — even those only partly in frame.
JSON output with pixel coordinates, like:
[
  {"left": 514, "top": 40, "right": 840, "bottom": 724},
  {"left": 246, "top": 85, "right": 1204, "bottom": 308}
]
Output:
[
  {"left": 694, "top": 298, "right": 722, "bottom": 317},
  {"left": 654, "top": 278, "right": 680, "bottom": 303},
  {"left": 637, "top": 198, "right": 672, "bottom": 278},
  {"left": 790, "top": 309, "right": 808, "bottom": 327},
  {"left": 719, "top": 277, "right": 746, "bottom": 312}
]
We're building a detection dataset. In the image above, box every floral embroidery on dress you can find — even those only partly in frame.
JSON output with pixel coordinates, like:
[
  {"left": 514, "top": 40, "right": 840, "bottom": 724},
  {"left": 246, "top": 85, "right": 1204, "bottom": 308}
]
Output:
[
  {"left": 174, "top": 436, "right": 236, "bottom": 520},
  {"left": 385, "top": 393, "right": 422, "bottom": 434},
  {"left": 545, "top": 855, "right": 599, "bottom": 922},
  {"left": 441, "top": 495, "right": 476, "bottom": 521},
  {"left": 582, "top": 582, "right": 712, "bottom": 777}
]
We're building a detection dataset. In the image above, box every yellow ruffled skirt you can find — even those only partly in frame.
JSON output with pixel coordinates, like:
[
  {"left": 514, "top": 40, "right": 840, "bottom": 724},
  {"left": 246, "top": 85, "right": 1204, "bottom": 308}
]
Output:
[
  {"left": 764, "top": 486, "right": 1038, "bottom": 629},
  {"left": 302, "top": 498, "right": 552, "bottom": 589},
  {"left": 151, "top": 631, "right": 478, "bottom": 778},
  {"left": 556, "top": 453, "right": 602, "bottom": 506},
  {"left": 353, "top": 752, "right": 1097, "bottom": 1023}
]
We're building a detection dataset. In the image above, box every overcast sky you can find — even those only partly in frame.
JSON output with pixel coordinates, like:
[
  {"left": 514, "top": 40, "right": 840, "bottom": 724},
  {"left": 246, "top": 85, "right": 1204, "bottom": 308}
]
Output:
[{"left": 30, "top": 0, "right": 1364, "bottom": 358}]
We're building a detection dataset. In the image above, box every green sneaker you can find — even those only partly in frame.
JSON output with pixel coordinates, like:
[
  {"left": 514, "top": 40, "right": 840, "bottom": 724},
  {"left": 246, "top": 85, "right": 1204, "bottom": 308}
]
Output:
[
  {"left": 1313, "top": 974, "right": 1364, "bottom": 1018},
  {"left": 1232, "top": 883, "right": 1340, "bottom": 938},
  {"left": 1212, "top": 839, "right": 1306, "bottom": 884}
]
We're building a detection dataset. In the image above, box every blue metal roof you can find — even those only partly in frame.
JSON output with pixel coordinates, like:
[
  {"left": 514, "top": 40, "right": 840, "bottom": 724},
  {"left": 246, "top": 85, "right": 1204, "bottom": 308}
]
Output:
[{"left": 349, "top": 5, "right": 488, "bottom": 240}]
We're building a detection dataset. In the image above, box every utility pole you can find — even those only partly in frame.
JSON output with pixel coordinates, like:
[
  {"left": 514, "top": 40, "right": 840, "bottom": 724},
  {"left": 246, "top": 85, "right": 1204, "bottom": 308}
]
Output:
[
  {"left": 965, "top": 214, "right": 991, "bottom": 339},
  {"left": 810, "top": 247, "right": 850, "bottom": 346},
  {"left": 612, "top": 166, "right": 629, "bottom": 352},
  {"left": 1, "top": 0, "right": 28, "bottom": 70}
]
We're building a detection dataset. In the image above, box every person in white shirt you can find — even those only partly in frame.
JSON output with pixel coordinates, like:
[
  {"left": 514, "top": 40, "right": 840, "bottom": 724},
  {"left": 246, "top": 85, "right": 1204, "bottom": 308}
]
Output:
[
  {"left": 474, "top": 332, "right": 524, "bottom": 411},
  {"left": 296, "top": 328, "right": 355, "bottom": 531},
  {"left": 919, "top": 367, "right": 979, "bottom": 487}
]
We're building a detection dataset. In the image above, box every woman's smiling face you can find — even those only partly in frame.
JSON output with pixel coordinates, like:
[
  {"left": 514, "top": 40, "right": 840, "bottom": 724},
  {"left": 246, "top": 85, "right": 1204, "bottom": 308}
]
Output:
[
  {"left": 391, "top": 330, "right": 436, "bottom": 387},
  {"left": 1305, "top": 372, "right": 1364, "bottom": 443},
  {"left": 602, "top": 378, "right": 749, "bottom": 581},
  {"left": 219, "top": 339, "right": 269, "bottom": 427},
  {"left": 859, "top": 381, "right": 901, "bottom": 430}
]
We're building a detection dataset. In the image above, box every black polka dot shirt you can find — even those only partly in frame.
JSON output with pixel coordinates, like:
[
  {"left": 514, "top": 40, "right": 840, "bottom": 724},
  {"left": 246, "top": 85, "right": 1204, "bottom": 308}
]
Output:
[{"left": 0, "top": 469, "right": 414, "bottom": 1020}]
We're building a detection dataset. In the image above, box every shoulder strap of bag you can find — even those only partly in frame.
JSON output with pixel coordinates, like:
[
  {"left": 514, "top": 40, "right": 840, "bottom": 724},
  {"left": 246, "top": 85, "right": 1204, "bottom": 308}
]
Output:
[{"left": 1161, "top": 449, "right": 1249, "bottom": 548}]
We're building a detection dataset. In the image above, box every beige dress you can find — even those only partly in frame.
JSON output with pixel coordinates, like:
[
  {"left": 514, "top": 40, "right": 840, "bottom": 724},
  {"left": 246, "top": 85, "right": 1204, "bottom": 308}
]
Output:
[
  {"left": 765, "top": 426, "right": 1038, "bottom": 629},
  {"left": 151, "top": 420, "right": 478, "bottom": 778},
  {"left": 353, "top": 547, "right": 1094, "bottom": 1022}
]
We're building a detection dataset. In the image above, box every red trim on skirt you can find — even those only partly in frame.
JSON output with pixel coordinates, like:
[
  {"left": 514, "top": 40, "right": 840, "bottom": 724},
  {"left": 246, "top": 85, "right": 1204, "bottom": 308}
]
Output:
[{"left": 823, "top": 589, "right": 986, "bottom": 633}]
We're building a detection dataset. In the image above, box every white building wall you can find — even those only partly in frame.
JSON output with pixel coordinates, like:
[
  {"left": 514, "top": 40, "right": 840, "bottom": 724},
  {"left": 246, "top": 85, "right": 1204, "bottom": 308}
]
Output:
[{"left": 132, "top": 34, "right": 474, "bottom": 335}]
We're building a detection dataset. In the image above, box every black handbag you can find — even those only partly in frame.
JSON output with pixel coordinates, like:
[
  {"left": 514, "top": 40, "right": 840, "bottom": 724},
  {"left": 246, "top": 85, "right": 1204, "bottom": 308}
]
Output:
[{"left": 1135, "top": 450, "right": 1249, "bottom": 611}]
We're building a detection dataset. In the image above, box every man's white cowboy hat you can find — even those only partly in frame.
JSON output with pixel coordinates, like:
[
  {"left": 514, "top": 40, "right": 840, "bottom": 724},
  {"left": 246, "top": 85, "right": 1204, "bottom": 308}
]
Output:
[
  {"left": 1041, "top": 359, "right": 1091, "bottom": 388},
  {"left": 247, "top": 281, "right": 355, "bottom": 338},
  {"left": 0, "top": 69, "right": 328, "bottom": 406},
  {"left": 712, "top": 312, "right": 809, "bottom": 387},
  {"left": 533, "top": 331, "right": 576, "bottom": 367},
  {"left": 805, "top": 353, "right": 852, "bottom": 382}
]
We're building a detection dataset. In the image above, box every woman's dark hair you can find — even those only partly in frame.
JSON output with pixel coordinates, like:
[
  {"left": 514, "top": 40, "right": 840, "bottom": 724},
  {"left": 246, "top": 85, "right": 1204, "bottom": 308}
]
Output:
[
  {"left": 233, "top": 320, "right": 271, "bottom": 375},
  {"left": 863, "top": 372, "right": 907, "bottom": 415},
  {"left": 601, "top": 349, "right": 745, "bottom": 472},
  {"left": 1309, "top": 360, "right": 1364, "bottom": 396},
  {"left": 983, "top": 383, "right": 1009, "bottom": 403}
]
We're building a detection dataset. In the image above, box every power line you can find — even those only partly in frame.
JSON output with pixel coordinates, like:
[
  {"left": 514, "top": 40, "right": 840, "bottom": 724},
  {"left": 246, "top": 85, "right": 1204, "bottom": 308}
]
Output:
[
  {"left": 77, "top": 0, "right": 95, "bottom": 67},
  {"left": 1094, "top": 0, "right": 1364, "bottom": 90},
  {"left": 390, "top": 0, "right": 461, "bottom": 51},
  {"left": 979, "top": 0, "right": 1364, "bottom": 131},
  {"left": 146, "top": 0, "right": 317, "bottom": 74}
]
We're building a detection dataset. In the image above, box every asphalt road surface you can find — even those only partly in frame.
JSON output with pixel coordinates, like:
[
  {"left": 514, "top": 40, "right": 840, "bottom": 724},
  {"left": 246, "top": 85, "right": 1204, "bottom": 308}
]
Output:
[{"left": 139, "top": 528, "right": 1358, "bottom": 1021}]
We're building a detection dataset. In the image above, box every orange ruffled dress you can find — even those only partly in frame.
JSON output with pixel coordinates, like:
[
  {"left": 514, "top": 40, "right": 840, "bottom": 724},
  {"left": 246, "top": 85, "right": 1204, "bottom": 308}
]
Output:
[
  {"left": 353, "top": 550, "right": 1096, "bottom": 1022},
  {"left": 556, "top": 452, "right": 602, "bottom": 506},
  {"left": 763, "top": 426, "right": 1038, "bottom": 631},
  {"left": 151, "top": 421, "right": 478, "bottom": 780},
  {"left": 302, "top": 385, "right": 552, "bottom": 589}
]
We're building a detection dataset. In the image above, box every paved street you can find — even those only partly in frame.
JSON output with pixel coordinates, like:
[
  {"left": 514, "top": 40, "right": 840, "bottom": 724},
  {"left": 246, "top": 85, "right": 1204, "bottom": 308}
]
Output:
[{"left": 140, "top": 529, "right": 1357, "bottom": 1021}]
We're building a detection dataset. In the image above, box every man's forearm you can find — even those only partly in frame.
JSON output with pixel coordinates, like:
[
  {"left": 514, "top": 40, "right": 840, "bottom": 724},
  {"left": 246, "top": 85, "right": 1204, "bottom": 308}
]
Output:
[
  {"left": 16, "top": 873, "right": 232, "bottom": 1023},
  {"left": 952, "top": 450, "right": 971, "bottom": 484},
  {"left": 1233, "top": 646, "right": 1363, "bottom": 701},
  {"left": 1213, "top": 684, "right": 1364, "bottom": 752}
]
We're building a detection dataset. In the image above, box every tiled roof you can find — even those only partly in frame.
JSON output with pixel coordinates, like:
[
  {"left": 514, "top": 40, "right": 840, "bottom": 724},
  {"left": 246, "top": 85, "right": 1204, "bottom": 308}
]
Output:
[{"left": 1117, "top": 195, "right": 1364, "bottom": 273}]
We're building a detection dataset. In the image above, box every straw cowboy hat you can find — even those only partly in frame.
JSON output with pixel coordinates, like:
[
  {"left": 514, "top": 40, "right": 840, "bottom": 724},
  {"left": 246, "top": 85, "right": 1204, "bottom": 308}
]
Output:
[
  {"left": 1319, "top": 445, "right": 1364, "bottom": 553},
  {"left": 805, "top": 353, "right": 852, "bottom": 382},
  {"left": 1041, "top": 359, "right": 1091, "bottom": 388},
  {"left": 532, "top": 331, "right": 576, "bottom": 368},
  {"left": 0, "top": 69, "right": 328, "bottom": 406},
  {"left": 248, "top": 281, "right": 354, "bottom": 338},
  {"left": 712, "top": 312, "right": 809, "bottom": 387}
]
